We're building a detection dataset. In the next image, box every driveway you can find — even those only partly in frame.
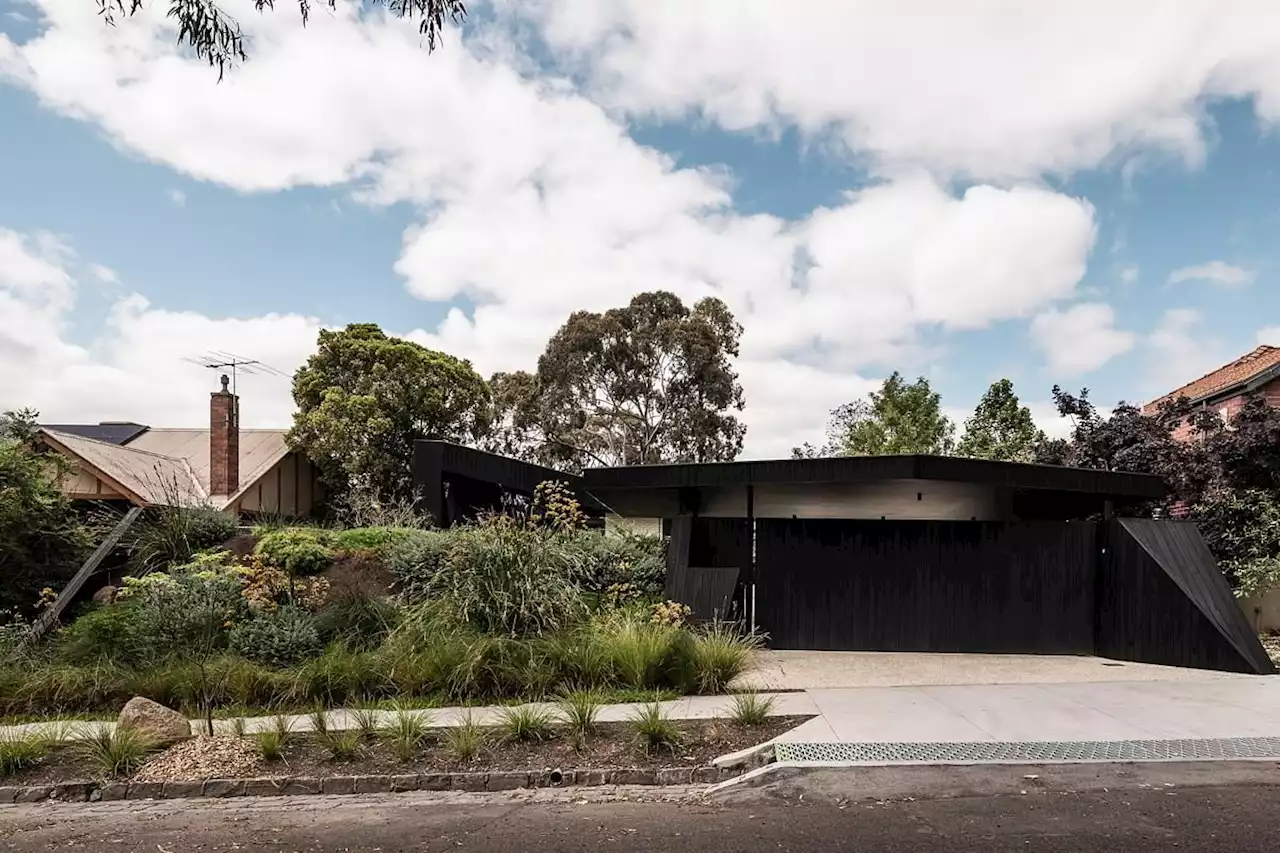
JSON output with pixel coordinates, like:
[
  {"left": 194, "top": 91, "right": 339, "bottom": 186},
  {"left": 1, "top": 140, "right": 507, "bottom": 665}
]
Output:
[{"left": 736, "top": 650, "right": 1250, "bottom": 691}]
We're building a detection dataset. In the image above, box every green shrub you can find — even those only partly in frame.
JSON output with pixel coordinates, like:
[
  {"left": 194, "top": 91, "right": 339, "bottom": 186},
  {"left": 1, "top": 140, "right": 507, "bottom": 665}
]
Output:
[
  {"left": 429, "top": 517, "right": 586, "bottom": 636},
  {"left": 128, "top": 505, "right": 238, "bottom": 574},
  {"left": 0, "top": 422, "right": 95, "bottom": 618},
  {"left": 122, "top": 562, "right": 249, "bottom": 659},
  {"left": 55, "top": 602, "right": 147, "bottom": 666},
  {"left": 315, "top": 594, "right": 401, "bottom": 651},
  {"left": 570, "top": 530, "right": 666, "bottom": 596},
  {"left": 229, "top": 607, "right": 324, "bottom": 667},
  {"left": 385, "top": 529, "right": 453, "bottom": 602},
  {"left": 253, "top": 528, "right": 335, "bottom": 576},
  {"left": 333, "top": 527, "right": 398, "bottom": 552}
]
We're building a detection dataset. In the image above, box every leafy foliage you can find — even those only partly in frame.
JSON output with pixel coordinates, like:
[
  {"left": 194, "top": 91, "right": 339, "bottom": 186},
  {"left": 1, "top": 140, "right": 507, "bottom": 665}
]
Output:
[
  {"left": 253, "top": 527, "right": 336, "bottom": 576},
  {"left": 569, "top": 530, "right": 666, "bottom": 596},
  {"left": 288, "top": 323, "right": 491, "bottom": 505},
  {"left": 488, "top": 291, "right": 747, "bottom": 470},
  {"left": 229, "top": 606, "right": 324, "bottom": 666},
  {"left": 97, "top": 0, "right": 467, "bottom": 79},
  {"left": 0, "top": 408, "right": 93, "bottom": 617},
  {"left": 797, "top": 373, "right": 955, "bottom": 457},
  {"left": 956, "top": 379, "right": 1045, "bottom": 461}
]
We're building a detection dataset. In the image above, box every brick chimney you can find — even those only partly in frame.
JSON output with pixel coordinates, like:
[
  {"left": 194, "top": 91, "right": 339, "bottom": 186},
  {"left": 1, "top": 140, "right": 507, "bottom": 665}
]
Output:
[{"left": 210, "top": 374, "right": 239, "bottom": 496}]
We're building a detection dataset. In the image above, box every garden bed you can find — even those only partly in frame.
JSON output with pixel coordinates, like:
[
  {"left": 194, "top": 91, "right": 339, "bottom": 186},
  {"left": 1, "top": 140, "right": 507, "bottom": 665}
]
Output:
[{"left": 1, "top": 717, "right": 806, "bottom": 793}]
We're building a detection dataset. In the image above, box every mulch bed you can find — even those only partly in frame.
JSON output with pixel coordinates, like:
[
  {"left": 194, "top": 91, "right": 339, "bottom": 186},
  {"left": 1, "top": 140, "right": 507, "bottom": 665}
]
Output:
[{"left": 3, "top": 717, "right": 807, "bottom": 788}]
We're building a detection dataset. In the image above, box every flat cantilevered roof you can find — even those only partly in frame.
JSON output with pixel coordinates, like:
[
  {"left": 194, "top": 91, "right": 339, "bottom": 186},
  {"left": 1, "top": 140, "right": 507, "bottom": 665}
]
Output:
[{"left": 580, "top": 454, "right": 1166, "bottom": 499}]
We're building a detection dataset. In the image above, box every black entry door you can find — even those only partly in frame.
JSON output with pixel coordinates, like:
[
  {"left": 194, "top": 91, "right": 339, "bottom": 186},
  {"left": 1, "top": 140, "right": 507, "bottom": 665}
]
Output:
[{"left": 753, "top": 519, "right": 1096, "bottom": 654}]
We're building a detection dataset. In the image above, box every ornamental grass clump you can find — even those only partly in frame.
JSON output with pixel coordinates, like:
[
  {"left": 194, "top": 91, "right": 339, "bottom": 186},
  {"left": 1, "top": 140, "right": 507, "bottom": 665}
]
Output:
[
  {"left": 728, "top": 691, "right": 776, "bottom": 726},
  {"left": 629, "top": 702, "right": 681, "bottom": 754},
  {"left": 427, "top": 516, "right": 586, "bottom": 637},
  {"left": 691, "top": 622, "right": 762, "bottom": 694},
  {"left": 496, "top": 704, "right": 557, "bottom": 743},
  {"left": 75, "top": 725, "right": 153, "bottom": 778}
]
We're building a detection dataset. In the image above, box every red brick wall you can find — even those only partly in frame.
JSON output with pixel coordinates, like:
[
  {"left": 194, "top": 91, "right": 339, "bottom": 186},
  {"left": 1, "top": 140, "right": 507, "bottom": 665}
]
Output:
[
  {"left": 210, "top": 391, "right": 239, "bottom": 496},
  {"left": 1166, "top": 378, "right": 1280, "bottom": 443}
]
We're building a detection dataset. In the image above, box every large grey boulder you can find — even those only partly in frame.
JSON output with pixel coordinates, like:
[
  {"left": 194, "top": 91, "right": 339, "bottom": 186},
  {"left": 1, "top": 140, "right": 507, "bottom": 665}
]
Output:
[{"left": 116, "top": 697, "right": 192, "bottom": 747}]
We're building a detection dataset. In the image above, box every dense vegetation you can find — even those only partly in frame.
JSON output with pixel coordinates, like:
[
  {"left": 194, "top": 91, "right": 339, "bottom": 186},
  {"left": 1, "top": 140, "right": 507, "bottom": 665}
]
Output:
[{"left": 0, "top": 493, "right": 757, "bottom": 721}]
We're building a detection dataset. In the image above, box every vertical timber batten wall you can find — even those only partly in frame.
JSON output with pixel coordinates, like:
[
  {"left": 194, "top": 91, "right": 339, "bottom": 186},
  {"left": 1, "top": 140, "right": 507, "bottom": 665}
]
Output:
[
  {"left": 740, "top": 516, "right": 1272, "bottom": 674},
  {"left": 1097, "top": 519, "right": 1274, "bottom": 674},
  {"left": 753, "top": 519, "right": 1098, "bottom": 654}
]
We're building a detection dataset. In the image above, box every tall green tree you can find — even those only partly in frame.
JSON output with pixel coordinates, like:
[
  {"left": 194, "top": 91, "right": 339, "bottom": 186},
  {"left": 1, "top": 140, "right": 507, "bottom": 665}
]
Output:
[
  {"left": 97, "top": 1, "right": 467, "bottom": 78},
  {"left": 956, "top": 379, "right": 1046, "bottom": 462},
  {"left": 804, "top": 372, "right": 955, "bottom": 457},
  {"left": 288, "top": 323, "right": 491, "bottom": 504},
  {"left": 488, "top": 291, "right": 747, "bottom": 471},
  {"left": 0, "top": 409, "right": 93, "bottom": 618}
]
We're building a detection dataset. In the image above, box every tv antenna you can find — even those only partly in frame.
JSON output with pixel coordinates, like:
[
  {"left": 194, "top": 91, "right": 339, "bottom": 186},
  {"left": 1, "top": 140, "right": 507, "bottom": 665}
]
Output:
[{"left": 182, "top": 350, "right": 287, "bottom": 396}]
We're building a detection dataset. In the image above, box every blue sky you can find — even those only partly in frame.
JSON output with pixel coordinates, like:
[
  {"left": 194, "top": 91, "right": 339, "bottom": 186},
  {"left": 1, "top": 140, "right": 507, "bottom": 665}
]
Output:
[{"left": 2, "top": 1, "right": 1280, "bottom": 456}]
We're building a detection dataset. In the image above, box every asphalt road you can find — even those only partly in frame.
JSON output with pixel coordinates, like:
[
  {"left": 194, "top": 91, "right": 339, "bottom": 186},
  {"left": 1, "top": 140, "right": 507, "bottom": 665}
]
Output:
[{"left": 3, "top": 782, "right": 1280, "bottom": 853}]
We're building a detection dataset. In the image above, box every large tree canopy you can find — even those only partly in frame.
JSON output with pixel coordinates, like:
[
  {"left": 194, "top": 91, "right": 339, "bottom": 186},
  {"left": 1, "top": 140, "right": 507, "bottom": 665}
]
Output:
[
  {"left": 956, "top": 379, "right": 1045, "bottom": 462},
  {"left": 798, "top": 372, "right": 955, "bottom": 458},
  {"left": 488, "top": 291, "right": 747, "bottom": 471},
  {"left": 288, "top": 323, "right": 491, "bottom": 504},
  {"left": 0, "top": 409, "right": 92, "bottom": 618},
  {"left": 99, "top": 0, "right": 466, "bottom": 78}
]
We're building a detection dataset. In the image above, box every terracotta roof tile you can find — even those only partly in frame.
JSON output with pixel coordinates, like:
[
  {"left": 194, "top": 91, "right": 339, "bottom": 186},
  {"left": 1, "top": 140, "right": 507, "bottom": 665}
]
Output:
[{"left": 1144, "top": 345, "right": 1280, "bottom": 412}]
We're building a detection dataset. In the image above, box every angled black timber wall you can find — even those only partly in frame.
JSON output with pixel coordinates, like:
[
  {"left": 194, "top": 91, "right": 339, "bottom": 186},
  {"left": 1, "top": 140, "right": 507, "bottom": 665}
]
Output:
[
  {"left": 665, "top": 517, "right": 747, "bottom": 621},
  {"left": 753, "top": 519, "right": 1097, "bottom": 653},
  {"left": 1098, "top": 519, "right": 1275, "bottom": 674}
]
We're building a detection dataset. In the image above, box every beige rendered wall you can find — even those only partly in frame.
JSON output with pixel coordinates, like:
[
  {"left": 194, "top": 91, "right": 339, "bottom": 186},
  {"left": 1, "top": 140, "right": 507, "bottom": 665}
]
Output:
[
  {"left": 1240, "top": 588, "right": 1280, "bottom": 634},
  {"left": 57, "top": 463, "right": 128, "bottom": 501},
  {"left": 605, "top": 514, "right": 663, "bottom": 538}
]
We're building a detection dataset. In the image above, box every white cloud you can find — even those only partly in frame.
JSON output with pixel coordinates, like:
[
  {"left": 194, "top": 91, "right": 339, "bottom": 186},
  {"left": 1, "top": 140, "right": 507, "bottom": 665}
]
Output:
[
  {"left": 0, "top": 5, "right": 1101, "bottom": 457},
  {"left": 0, "top": 226, "right": 322, "bottom": 426},
  {"left": 1120, "top": 264, "right": 1139, "bottom": 285},
  {"left": 166, "top": 188, "right": 186, "bottom": 207},
  {"left": 1026, "top": 401, "right": 1075, "bottom": 441},
  {"left": 1143, "top": 308, "right": 1227, "bottom": 398},
  {"left": 1259, "top": 326, "right": 1280, "bottom": 346},
  {"left": 1167, "top": 260, "right": 1256, "bottom": 286},
  {"left": 506, "top": 0, "right": 1280, "bottom": 181},
  {"left": 87, "top": 262, "right": 119, "bottom": 284},
  {"left": 1030, "top": 302, "right": 1136, "bottom": 375}
]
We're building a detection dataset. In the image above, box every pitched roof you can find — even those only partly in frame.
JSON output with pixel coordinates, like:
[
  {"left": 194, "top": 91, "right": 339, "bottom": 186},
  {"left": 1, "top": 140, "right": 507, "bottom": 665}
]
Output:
[
  {"left": 40, "top": 429, "right": 207, "bottom": 507},
  {"left": 39, "top": 422, "right": 150, "bottom": 445},
  {"left": 39, "top": 426, "right": 293, "bottom": 508},
  {"left": 125, "top": 429, "right": 291, "bottom": 500},
  {"left": 1144, "top": 345, "right": 1280, "bottom": 412}
]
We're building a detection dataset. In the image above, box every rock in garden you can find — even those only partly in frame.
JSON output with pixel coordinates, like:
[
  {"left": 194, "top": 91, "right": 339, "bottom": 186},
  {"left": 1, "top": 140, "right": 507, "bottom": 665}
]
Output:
[
  {"left": 117, "top": 697, "right": 192, "bottom": 748},
  {"left": 91, "top": 585, "right": 118, "bottom": 605}
]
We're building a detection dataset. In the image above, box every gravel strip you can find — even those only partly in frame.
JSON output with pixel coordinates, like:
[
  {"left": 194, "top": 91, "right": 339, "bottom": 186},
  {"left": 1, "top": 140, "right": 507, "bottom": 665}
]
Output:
[{"left": 133, "top": 736, "right": 263, "bottom": 783}]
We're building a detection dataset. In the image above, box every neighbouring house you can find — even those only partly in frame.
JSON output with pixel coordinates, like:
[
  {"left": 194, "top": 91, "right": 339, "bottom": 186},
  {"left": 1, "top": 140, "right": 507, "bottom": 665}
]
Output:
[
  {"left": 1142, "top": 344, "right": 1280, "bottom": 633},
  {"left": 37, "top": 375, "right": 324, "bottom": 518},
  {"left": 1142, "top": 344, "right": 1280, "bottom": 441}
]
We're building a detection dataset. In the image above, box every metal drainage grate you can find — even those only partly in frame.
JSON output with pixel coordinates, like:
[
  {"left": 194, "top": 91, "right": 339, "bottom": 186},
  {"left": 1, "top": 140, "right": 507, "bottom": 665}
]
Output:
[{"left": 773, "top": 737, "right": 1280, "bottom": 764}]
